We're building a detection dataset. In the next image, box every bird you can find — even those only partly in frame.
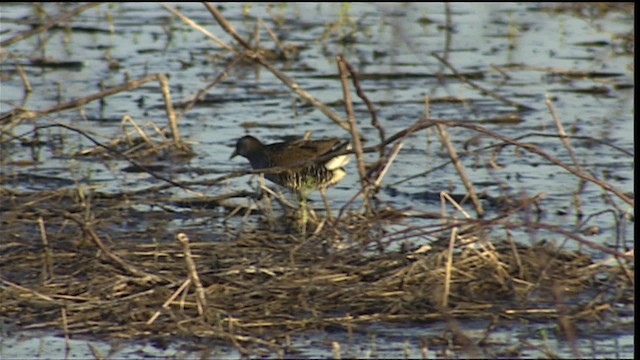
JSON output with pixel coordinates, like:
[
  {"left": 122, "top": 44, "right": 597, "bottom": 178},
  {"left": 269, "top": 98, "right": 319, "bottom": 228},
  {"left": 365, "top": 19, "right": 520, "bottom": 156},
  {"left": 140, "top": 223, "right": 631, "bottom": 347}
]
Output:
[{"left": 230, "top": 135, "right": 351, "bottom": 195}]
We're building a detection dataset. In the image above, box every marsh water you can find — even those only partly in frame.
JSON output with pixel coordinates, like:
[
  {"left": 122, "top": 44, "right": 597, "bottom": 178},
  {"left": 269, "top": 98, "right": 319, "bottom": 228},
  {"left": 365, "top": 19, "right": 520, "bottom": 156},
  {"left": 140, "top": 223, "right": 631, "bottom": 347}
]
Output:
[{"left": 0, "top": 3, "right": 634, "bottom": 358}]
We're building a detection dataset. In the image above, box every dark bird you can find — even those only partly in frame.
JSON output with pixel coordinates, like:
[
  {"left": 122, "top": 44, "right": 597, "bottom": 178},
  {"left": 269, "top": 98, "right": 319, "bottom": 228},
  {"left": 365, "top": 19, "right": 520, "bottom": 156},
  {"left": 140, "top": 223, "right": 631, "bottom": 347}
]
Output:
[{"left": 230, "top": 135, "right": 351, "bottom": 195}]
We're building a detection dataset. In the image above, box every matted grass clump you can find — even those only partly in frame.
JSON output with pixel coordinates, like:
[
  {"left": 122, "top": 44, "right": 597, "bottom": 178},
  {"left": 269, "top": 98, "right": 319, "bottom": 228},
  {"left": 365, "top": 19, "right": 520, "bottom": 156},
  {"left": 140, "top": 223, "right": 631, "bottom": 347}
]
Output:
[{"left": 0, "top": 186, "right": 633, "bottom": 356}]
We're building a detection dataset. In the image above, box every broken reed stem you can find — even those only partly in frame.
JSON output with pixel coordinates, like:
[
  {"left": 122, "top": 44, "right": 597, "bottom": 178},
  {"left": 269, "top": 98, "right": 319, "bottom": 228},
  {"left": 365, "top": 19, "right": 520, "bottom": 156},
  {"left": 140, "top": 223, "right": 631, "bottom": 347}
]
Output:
[
  {"left": 38, "top": 216, "right": 53, "bottom": 282},
  {"left": 442, "top": 227, "right": 458, "bottom": 308},
  {"left": 0, "top": 3, "right": 101, "bottom": 47},
  {"left": 332, "top": 341, "right": 341, "bottom": 360},
  {"left": 440, "top": 3, "right": 454, "bottom": 61},
  {"left": 147, "top": 278, "right": 192, "bottom": 325},
  {"left": 506, "top": 229, "right": 525, "bottom": 279},
  {"left": 440, "top": 192, "right": 472, "bottom": 220},
  {"left": 544, "top": 95, "right": 582, "bottom": 171},
  {"left": 336, "top": 55, "right": 372, "bottom": 214},
  {"left": 8, "top": 52, "right": 33, "bottom": 93},
  {"left": 546, "top": 95, "right": 581, "bottom": 171},
  {"left": 60, "top": 307, "right": 70, "bottom": 355},
  {"left": 88, "top": 344, "right": 105, "bottom": 360},
  {"left": 431, "top": 52, "right": 533, "bottom": 112},
  {"left": 374, "top": 142, "right": 403, "bottom": 188},
  {"left": 157, "top": 74, "right": 182, "bottom": 146},
  {"left": 120, "top": 115, "right": 155, "bottom": 147},
  {"left": 202, "top": 2, "right": 351, "bottom": 132},
  {"left": 176, "top": 233, "right": 207, "bottom": 320},
  {"left": 436, "top": 124, "right": 484, "bottom": 217}
]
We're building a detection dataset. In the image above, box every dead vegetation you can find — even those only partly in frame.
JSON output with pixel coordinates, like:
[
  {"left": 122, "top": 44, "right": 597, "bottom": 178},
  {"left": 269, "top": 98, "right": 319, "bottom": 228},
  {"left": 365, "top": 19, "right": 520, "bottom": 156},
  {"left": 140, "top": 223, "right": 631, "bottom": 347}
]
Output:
[{"left": 0, "top": 183, "right": 633, "bottom": 356}]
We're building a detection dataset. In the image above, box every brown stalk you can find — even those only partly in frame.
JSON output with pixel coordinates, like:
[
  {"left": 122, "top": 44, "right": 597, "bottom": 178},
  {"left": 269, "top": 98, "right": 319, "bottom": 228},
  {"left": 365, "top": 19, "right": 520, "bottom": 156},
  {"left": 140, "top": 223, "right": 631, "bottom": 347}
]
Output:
[
  {"left": 38, "top": 216, "right": 54, "bottom": 282},
  {"left": 336, "top": 55, "right": 371, "bottom": 214},
  {"left": 7, "top": 52, "right": 33, "bottom": 93},
  {"left": 546, "top": 95, "right": 581, "bottom": 171},
  {"left": 176, "top": 233, "right": 208, "bottom": 320},
  {"left": 146, "top": 278, "right": 192, "bottom": 325},
  {"left": 436, "top": 124, "right": 485, "bottom": 217},
  {"left": 60, "top": 307, "right": 70, "bottom": 356},
  {"left": 341, "top": 59, "right": 385, "bottom": 152},
  {"left": 442, "top": 226, "right": 458, "bottom": 308}
]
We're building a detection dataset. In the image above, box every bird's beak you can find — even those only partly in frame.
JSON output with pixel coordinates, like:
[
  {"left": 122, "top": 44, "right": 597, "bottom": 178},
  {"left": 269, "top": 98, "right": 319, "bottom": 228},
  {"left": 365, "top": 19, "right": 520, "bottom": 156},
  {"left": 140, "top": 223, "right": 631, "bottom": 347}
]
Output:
[{"left": 230, "top": 150, "right": 238, "bottom": 160}]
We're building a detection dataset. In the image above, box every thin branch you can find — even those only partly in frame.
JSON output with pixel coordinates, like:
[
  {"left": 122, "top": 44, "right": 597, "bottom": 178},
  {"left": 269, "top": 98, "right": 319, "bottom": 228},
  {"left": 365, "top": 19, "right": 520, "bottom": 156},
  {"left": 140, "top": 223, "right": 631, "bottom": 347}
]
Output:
[
  {"left": 202, "top": 2, "right": 352, "bottom": 132},
  {"left": 0, "top": 3, "right": 101, "bottom": 47},
  {"left": 432, "top": 52, "right": 534, "bottom": 111}
]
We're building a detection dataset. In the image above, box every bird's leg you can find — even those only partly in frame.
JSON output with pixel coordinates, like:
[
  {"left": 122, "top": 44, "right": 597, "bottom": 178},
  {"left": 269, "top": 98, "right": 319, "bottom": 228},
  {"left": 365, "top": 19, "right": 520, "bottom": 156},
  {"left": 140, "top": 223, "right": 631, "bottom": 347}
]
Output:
[{"left": 298, "top": 191, "right": 308, "bottom": 238}]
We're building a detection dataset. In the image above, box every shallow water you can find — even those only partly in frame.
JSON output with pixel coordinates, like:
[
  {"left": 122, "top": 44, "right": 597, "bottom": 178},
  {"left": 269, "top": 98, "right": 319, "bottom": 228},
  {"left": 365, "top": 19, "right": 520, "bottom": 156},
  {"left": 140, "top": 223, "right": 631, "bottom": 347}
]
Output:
[{"left": 0, "top": 2, "right": 634, "bottom": 358}]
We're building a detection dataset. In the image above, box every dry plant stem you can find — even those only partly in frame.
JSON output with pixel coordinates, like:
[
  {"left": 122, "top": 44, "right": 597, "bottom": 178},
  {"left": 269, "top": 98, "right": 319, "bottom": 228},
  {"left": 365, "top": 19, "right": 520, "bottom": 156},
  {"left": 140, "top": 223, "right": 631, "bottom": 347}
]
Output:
[
  {"left": 506, "top": 221, "right": 632, "bottom": 260},
  {"left": 203, "top": 3, "right": 351, "bottom": 132},
  {"left": 506, "top": 229, "right": 524, "bottom": 279},
  {"left": 4, "top": 74, "right": 160, "bottom": 122},
  {"left": 431, "top": 52, "right": 534, "bottom": 111},
  {"left": 436, "top": 124, "right": 485, "bottom": 217},
  {"left": 0, "top": 3, "right": 101, "bottom": 47},
  {"left": 442, "top": 226, "right": 458, "bottom": 308},
  {"left": 427, "top": 119, "right": 634, "bottom": 207},
  {"left": 176, "top": 233, "right": 208, "bottom": 320},
  {"left": 147, "top": 278, "right": 192, "bottom": 325},
  {"left": 60, "top": 307, "right": 70, "bottom": 355},
  {"left": 161, "top": 3, "right": 235, "bottom": 52},
  {"left": 38, "top": 121, "right": 202, "bottom": 195},
  {"left": 259, "top": 18, "right": 289, "bottom": 58},
  {"left": 65, "top": 213, "right": 163, "bottom": 282},
  {"left": 88, "top": 344, "right": 105, "bottom": 360},
  {"left": 546, "top": 95, "right": 581, "bottom": 171},
  {"left": 157, "top": 74, "right": 182, "bottom": 146},
  {"left": 319, "top": 188, "right": 333, "bottom": 219},
  {"left": 506, "top": 132, "right": 634, "bottom": 157},
  {"left": 1, "top": 278, "right": 59, "bottom": 303},
  {"left": 120, "top": 115, "right": 155, "bottom": 147},
  {"left": 374, "top": 142, "right": 403, "bottom": 188},
  {"left": 442, "top": 2, "right": 453, "bottom": 60},
  {"left": 337, "top": 55, "right": 371, "bottom": 213},
  {"left": 332, "top": 341, "right": 341, "bottom": 360},
  {"left": 440, "top": 191, "right": 472, "bottom": 219},
  {"left": 38, "top": 216, "right": 54, "bottom": 281},
  {"left": 587, "top": 249, "right": 634, "bottom": 270},
  {"left": 8, "top": 52, "right": 33, "bottom": 93},
  {"left": 178, "top": 53, "right": 247, "bottom": 115},
  {"left": 342, "top": 59, "right": 385, "bottom": 151},
  {"left": 548, "top": 92, "right": 587, "bottom": 219}
]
